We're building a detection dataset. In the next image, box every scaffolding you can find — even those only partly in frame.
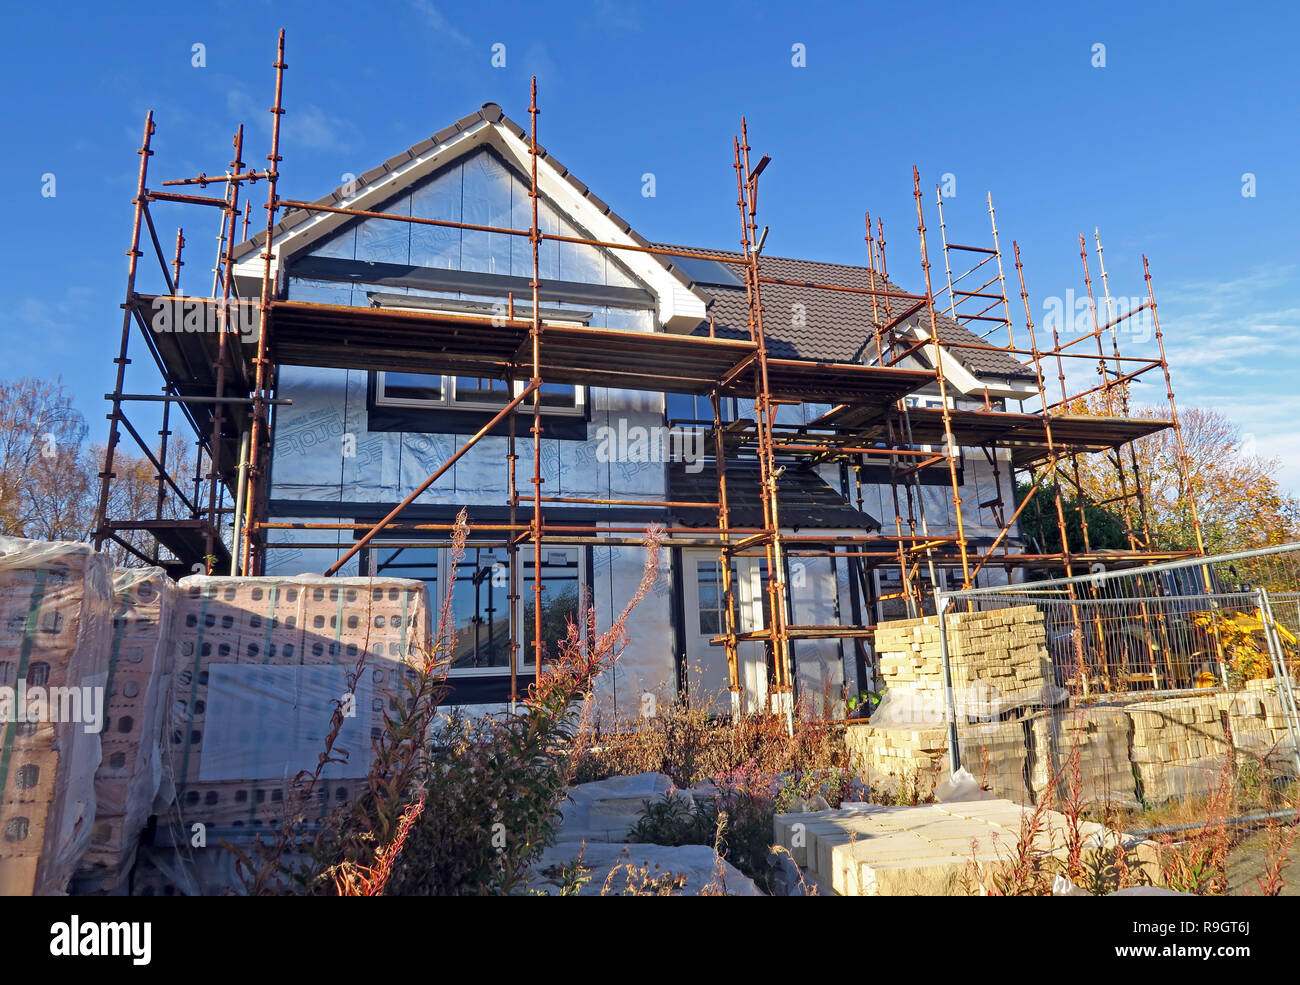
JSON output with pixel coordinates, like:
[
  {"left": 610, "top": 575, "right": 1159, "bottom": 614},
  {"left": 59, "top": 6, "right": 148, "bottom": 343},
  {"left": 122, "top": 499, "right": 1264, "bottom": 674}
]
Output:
[{"left": 92, "top": 29, "right": 1208, "bottom": 714}]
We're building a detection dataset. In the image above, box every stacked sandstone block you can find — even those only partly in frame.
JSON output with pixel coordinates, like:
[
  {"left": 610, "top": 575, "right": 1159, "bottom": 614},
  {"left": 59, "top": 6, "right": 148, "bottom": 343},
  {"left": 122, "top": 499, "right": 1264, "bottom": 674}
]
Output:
[
  {"left": 1028, "top": 707, "right": 1139, "bottom": 808},
  {"left": 845, "top": 722, "right": 947, "bottom": 790},
  {"left": 873, "top": 605, "right": 1052, "bottom": 719},
  {"left": 1124, "top": 694, "right": 1230, "bottom": 803},
  {"left": 163, "top": 575, "right": 431, "bottom": 842},
  {"left": 844, "top": 719, "right": 1030, "bottom": 803},
  {"left": 74, "top": 568, "right": 174, "bottom": 892},
  {"left": 0, "top": 537, "right": 111, "bottom": 895},
  {"left": 1223, "top": 681, "right": 1299, "bottom": 779}
]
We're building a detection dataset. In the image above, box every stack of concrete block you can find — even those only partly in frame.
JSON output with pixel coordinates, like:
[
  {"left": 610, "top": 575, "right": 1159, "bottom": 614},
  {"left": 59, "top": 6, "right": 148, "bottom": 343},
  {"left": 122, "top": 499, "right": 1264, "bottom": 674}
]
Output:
[
  {"left": 1223, "top": 681, "right": 1300, "bottom": 779},
  {"left": 0, "top": 537, "right": 112, "bottom": 895},
  {"left": 163, "top": 575, "right": 431, "bottom": 842},
  {"left": 773, "top": 800, "right": 1161, "bottom": 896},
  {"left": 845, "top": 720, "right": 1030, "bottom": 803},
  {"left": 873, "top": 605, "right": 1052, "bottom": 718},
  {"left": 1028, "top": 707, "right": 1139, "bottom": 808},
  {"left": 74, "top": 568, "right": 174, "bottom": 892},
  {"left": 1124, "top": 694, "right": 1230, "bottom": 803}
]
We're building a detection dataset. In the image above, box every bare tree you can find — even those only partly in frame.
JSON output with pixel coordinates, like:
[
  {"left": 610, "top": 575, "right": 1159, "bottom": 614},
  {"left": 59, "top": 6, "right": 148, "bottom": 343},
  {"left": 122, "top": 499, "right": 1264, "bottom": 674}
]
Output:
[
  {"left": 0, "top": 376, "right": 192, "bottom": 565},
  {"left": 0, "top": 376, "right": 90, "bottom": 539}
]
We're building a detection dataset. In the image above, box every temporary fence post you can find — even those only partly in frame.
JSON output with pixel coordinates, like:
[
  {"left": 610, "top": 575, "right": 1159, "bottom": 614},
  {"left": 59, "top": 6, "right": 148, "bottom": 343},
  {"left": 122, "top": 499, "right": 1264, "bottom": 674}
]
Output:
[
  {"left": 1257, "top": 588, "right": 1300, "bottom": 780},
  {"left": 936, "top": 591, "right": 961, "bottom": 773}
]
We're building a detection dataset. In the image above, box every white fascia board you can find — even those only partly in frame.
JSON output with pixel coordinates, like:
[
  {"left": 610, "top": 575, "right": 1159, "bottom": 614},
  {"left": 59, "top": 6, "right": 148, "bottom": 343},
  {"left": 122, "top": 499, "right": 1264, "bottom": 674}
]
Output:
[
  {"left": 905, "top": 324, "right": 1035, "bottom": 401},
  {"left": 490, "top": 126, "right": 706, "bottom": 333}
]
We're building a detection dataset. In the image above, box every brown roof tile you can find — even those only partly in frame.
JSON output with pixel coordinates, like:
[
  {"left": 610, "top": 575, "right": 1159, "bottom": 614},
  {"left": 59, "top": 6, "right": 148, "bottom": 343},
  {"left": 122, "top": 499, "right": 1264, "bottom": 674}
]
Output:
[{"left": 655, "top": 243, "right": 1034, "bottom": 380}]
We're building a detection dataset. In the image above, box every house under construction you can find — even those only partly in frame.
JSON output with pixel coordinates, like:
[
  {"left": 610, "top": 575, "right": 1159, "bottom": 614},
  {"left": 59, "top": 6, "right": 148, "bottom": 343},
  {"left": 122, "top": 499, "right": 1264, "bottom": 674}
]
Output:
[{"left": 91, "top": 31, "right": 1204, "bottom": 718}]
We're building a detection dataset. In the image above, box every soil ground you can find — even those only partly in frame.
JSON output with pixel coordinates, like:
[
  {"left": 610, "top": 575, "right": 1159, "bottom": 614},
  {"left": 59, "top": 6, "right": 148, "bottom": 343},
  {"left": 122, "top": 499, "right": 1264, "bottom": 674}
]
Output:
[{"left": 1226, "top": 827, "right": 1300, "bottom": 895}]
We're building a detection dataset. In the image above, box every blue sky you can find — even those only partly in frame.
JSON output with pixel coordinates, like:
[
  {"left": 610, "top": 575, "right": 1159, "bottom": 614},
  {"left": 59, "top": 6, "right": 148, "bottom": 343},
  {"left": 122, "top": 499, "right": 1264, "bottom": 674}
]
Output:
[{"left": 2, "top": 1, "right": 1297, "bottom": 489}]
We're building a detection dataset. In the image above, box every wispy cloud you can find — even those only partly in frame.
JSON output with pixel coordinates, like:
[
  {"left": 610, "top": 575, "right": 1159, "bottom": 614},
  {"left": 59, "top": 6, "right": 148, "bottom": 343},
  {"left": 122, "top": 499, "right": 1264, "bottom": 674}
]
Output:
[
  {"left": 225, "top": 85, "right": 357, "bottom": 153},
  {"left": 407, "top": 0, "right": 472, "bottom": 48}
]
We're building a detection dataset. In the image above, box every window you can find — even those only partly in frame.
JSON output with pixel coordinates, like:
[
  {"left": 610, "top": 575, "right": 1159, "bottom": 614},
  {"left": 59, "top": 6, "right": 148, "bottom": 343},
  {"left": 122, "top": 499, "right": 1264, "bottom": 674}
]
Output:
[
  {"left": 666, "top": 393, "right": 738, "bottom": 425},
  {"left": 370, "top": 543, "right": 583, "bottom": 676},
  {"left": 375, "top": 372, "right": 584, "bottom": 415},
  {"left": 522, "top": 548, "right": 581, "bottom": 668},
  {"left": 450, "top": 546, "right": 511, "bottom": 672},
  {"left": 696, "top": 560, "right": 735, "bottom": 636},
  {"left": 904, "top": 397, "right": 964, "bottom": 467}
]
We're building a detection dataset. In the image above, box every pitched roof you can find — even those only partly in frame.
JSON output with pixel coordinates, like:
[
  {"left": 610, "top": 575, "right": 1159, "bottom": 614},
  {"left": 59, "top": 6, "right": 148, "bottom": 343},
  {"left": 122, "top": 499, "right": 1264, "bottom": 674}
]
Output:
[
  {"left": 233, "top": 100, "right": 1030, "bottom": 382},
  {"left": 656, "top": 243, "right": 1035, "bottom": 381},
  {"left": 230, "top": 103, "right": 709, "bottom": 306}
]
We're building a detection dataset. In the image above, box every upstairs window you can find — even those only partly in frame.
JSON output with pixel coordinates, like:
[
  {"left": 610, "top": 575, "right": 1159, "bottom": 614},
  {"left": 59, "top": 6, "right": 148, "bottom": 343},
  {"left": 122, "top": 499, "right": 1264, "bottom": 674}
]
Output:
[
  {"left": 665, "top": 392, "right": 739, "bottom": 425},
  {"left": 375, "top": 372, "right": 584, "bottom": 415}
]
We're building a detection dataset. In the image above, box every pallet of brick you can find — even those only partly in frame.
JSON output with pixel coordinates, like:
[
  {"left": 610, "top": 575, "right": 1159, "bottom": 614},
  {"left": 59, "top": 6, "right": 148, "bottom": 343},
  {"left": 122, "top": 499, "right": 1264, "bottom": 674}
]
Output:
[
  {"left": 1224, "top": 682, "right": 1300, "bottom": 779},
  {"left": 873, "top": 605, "right": 1053, "bottom": 718},
  {"left": 0, "top": 537, "right": 112, "bottom": 895},
  {"left": 1028, "top": 707, "right": 1138, "bottom": 808},
  {"left": 1124, "top": 693, "right": 1231, "bottom": 803},
  {"left": 73, "top": 568, "right": 174, "bottom": 892},
  {"left": 164, "top": 575, "right": 431, "bottom": 840}
]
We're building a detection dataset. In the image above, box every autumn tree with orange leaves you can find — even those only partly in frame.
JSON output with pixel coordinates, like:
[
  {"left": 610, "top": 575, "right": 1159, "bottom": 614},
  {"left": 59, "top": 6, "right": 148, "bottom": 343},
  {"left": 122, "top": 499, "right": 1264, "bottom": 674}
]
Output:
[{"left": 1032, "top": 386, "right": 1299, "bottom": 554}]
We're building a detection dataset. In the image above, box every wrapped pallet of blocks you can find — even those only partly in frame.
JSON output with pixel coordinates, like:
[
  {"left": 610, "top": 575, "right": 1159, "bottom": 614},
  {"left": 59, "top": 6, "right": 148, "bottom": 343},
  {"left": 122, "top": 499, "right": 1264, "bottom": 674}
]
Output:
[
  {"left": 873, "top": 605, "right": 1054, "bottom": 719},
  {"left": 1028, "top": 707, "right": 1139, "bottom": 808},
  {"left": 160, "top": 575, "right": 431, "bottom": 860},
  {"left": 0, "top": 537, "right": 112, "bottom": 895},
  {"left": 1124, "top": 693, "right": 1230, "bottom": 803},
  {"left": 73, "top": 568, "right": 174, "bottom": 893}
]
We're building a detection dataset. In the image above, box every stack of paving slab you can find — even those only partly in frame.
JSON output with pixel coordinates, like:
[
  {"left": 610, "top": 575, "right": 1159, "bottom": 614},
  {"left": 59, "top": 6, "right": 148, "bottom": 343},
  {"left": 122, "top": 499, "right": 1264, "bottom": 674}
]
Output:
[
  {"left": 0, "top": 537, "right": 112, "bottom": 895},
  {"left": 873, "top": 605, "right": 1053, "bottom": 720},
  {"left": 161, "top": 575, "right": 432, "bottom": 845},
  {"left": 773, "top": 800, "right": 1160, "bottom": 896},
  {"left": 1123, "top": 693, "right": 1231, "bottom": 803},
  {"left": 73, "top": 568, "right": 175, "bottom": 893},
  {"left": 1028, "top": 707, "right": 1139, "bottom": 808}
]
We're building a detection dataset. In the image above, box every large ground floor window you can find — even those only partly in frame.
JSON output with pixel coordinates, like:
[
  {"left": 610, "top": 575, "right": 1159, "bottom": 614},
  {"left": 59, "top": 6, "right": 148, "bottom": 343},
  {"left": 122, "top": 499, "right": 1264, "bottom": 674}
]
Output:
[{"left": 370, "top": 542, "right": 583, "bottom": 676}]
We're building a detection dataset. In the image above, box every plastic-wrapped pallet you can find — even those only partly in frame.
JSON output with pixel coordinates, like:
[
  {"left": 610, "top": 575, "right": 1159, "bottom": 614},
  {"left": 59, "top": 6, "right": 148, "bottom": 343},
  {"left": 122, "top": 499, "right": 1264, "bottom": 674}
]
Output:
[
  {"left": 73, "top": 567, "right": 174, "bottom": 892},
  {"left": 873, "top": 606, "right": 1054, "bottom": 719},
  {"left": 1124, "top": 693, "right": 1231, "bottom": 803},
  {"left": 162, "top": 575, "right": 431, "bottom": 846},
  {"left": 1028, "top": 707, "right": 1139, "bottom": 808},
  {"left": 0, "top": 537, "right": 112, "bottom": 895}
]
